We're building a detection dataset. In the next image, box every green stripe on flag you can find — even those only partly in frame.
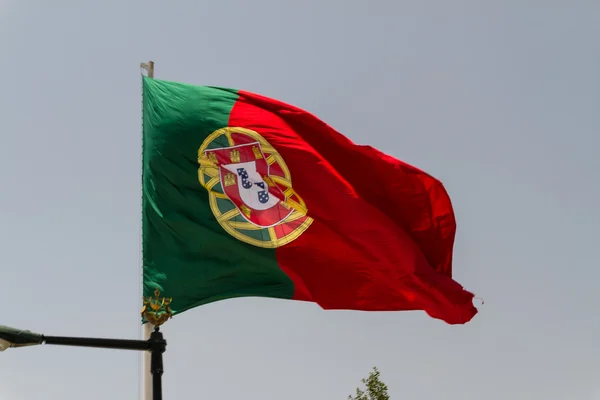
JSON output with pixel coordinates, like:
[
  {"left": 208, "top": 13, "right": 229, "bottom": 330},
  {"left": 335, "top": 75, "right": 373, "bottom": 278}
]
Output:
[{"left": 142, "top": 77, "right": 296, "bottom": 316}]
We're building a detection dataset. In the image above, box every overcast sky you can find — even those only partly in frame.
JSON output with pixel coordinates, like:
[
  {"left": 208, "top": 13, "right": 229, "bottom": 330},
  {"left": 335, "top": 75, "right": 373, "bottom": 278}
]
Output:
[{"left": 1, "top": 1, "right": 599, "bottom": 399}]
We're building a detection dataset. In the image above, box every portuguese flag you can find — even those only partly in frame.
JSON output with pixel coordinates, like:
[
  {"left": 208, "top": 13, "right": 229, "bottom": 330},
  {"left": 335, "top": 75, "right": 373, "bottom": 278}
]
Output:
[{"left": 142, "top": 76, "right": 477, "bottom": 325}]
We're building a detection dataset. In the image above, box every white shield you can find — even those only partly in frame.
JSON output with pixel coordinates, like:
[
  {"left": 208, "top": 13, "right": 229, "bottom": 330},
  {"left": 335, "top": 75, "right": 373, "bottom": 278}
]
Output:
[{"left": 223, "top": 161, "right": 281, "bottom": 211}]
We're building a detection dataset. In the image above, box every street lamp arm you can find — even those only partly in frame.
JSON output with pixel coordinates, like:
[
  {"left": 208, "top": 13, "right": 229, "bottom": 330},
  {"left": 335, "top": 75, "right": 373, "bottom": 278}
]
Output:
[
  {"left": 0, "top": 324, "right": 166, "bottom": 400},
  {"left": 43, "top": 335, "right": 151, "bottom": 351},
  {"left": 1, "top": 325, "right": 165, "bottom": 354}
]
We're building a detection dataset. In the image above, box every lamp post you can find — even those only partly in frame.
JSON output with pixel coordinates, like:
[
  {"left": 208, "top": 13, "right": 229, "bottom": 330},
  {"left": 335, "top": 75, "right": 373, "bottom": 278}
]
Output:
[{"left": 1, "top": 289, "right": 172, "bottom": 400}]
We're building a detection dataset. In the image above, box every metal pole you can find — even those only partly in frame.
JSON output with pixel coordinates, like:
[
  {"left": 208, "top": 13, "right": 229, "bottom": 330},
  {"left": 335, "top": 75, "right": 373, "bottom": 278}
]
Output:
[
  {"left": 44, "top": 336, "right": 150, "bottom": 351},
  {"left": 149, "top": 327, "right": 166, "bottom": 400},
  {"left": 44, "top": 330, "right": 165, "bottom": 399},
  {"left": 147, "top": 61, "right": 154, "bottom": 78},
  {"left": 0, "top": 325, "right": 168, "bottom": 398},
  {"left": 141, "top": 61, "right": 154, "bottom": 78},
  {"left": 142, "top": 323, "right": 154, "bottom": 400},
  {"left": 140, "top": 59, "right": 156, "bottom": 400}
]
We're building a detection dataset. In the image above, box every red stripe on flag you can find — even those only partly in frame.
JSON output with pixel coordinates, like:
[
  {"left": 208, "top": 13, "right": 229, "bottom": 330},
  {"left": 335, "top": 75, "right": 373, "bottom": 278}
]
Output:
[{"left": 228, "top": 91, "right": 477, "bottom": 324}]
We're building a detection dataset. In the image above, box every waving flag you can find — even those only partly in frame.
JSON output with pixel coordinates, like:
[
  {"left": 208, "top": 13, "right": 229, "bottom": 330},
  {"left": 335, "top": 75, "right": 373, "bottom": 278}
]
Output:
[{"left": 142, "top": 76, "right": 477, "bottom": 324}]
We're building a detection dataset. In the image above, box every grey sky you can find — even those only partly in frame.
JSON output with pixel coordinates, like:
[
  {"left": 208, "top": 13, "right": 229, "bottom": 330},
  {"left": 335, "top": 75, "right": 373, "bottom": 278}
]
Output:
[{"left": 1, "top": 1, "right": 599, "bottom": 399}]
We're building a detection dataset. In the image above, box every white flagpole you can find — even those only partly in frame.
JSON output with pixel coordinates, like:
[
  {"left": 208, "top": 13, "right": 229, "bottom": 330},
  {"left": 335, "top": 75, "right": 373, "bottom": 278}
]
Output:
[
  {"left": 140, "top": 60, "right": 155, "bottom": 400},
  {"left": 142, "top": 322, "right": 154, "bottom": 400}
]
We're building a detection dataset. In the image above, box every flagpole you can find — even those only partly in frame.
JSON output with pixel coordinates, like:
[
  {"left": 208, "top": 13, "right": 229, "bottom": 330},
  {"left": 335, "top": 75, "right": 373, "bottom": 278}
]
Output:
[
  {"left": 142, "top": 322, "right": 154, "bottom": 400},
  {"left": 140, "top": 60, "right": 155, "bottom": 400}
]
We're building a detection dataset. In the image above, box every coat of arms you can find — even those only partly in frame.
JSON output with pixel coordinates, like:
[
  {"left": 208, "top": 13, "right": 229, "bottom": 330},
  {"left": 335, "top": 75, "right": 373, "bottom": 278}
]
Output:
[{"left": 198, "top": 127, "right": 312, "bottom": 248}]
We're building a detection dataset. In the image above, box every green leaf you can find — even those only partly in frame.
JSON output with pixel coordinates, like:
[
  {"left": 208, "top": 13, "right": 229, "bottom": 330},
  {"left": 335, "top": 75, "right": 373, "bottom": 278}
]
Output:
[{"left": 348, "top": 367, "right": 390, "bottom": 400}]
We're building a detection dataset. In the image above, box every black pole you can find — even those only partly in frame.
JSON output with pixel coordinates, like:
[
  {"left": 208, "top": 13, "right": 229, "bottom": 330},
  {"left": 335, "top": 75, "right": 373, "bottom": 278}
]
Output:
[
  {"left": 149, "top": 327, "right": 166, "bottom": 400},
  {"left": 43, "top": 336, "right": 151, "bottom": 351},
  {"left": 37, "top": 330, "right": 167, "bottom": 399},
  {"left": 1, "top": 295, "right": 172, "bottom": 399}
]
